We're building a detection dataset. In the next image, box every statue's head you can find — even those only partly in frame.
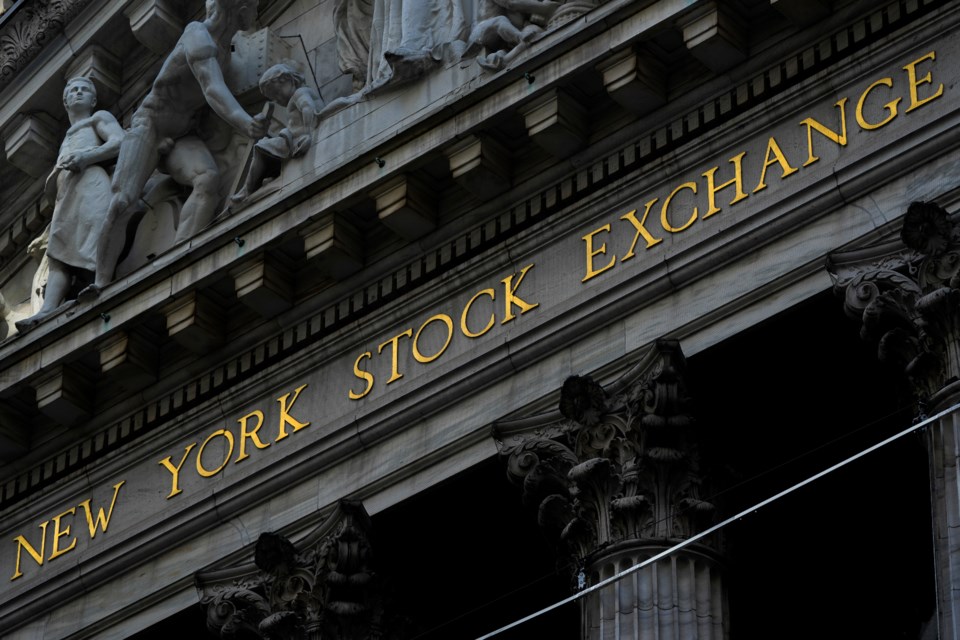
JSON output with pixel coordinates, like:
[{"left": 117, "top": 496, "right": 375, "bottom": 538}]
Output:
[
  {"left": 62, "top": 77, "right": 97, "bottom": 111},
  {"left": 259, "top": 62, "right": 306, "bottom": 102}
]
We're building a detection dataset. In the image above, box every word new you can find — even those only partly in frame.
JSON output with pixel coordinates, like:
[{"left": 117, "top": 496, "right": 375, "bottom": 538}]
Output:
[{"left": 11, "top": 481, "right": 125, "bottom": 581}]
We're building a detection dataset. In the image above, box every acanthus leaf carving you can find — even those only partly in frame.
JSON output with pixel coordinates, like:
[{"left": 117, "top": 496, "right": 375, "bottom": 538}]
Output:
[
  {"left": 829, "top": 201, "right": 960, "bottom": 400},
  {"left": 496, "top": 340, "right": 717, "bottom": 577},
  {"left": 0, "top": 0, "right": 96, "bottom": 91},
  {"left": 196, "top": 500, "right": 401, "bottom": 640}
]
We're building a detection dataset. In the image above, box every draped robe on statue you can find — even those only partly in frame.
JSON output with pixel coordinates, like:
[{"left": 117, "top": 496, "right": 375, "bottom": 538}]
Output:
[{"left": 335, "top": 0, "right": 470, "bottom": 93}]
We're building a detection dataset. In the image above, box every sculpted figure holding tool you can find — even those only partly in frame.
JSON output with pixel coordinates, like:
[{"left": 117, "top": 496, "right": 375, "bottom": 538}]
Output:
[
  {"left": 15, "top": 77, "right": 123, "bottom": 333},
  {"left": 78, "top": 0, "right": 268, "bottom": 302}
]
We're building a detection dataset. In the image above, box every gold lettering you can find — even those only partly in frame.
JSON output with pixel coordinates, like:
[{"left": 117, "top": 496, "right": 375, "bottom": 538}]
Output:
[
  {"left": 754, "top": 136, "right": 799, "bottom": 193},
  {"left": 412, "top": 314, "right": 454, "bottom": 364},
  {"left": 10, "top": 522, "right": 48, "bottom": 580},
  {"left": 195, "top": 429, "right": 235, "bottom": 478},
  {"left": 855, "top": 77, "right": 900, "bottom": 130},
  {"left": 581, "top": 224, "right": 616, "bottom": 282},
  {"left": 800, "top": 97, "right": 849, "bottom": 166},
  {"left": 501, "top": 264, "right": 539, "bottom": 324},
  {"left": 461, "top": 289, "right": 495, "bottom": 338},
  {"left": 47, "top": 507, "right": 77, "bottom": 561},
  {"left": 276, "top": 384, "right": 311, "bottom": 440},
  {"left": 904, "top": 51, "right": 943, "bottom": 113},
  {"left": 77, "top": 481, "right": 124, "bottom": 539},
  {"left": 349, "top": 352, "right": 375, "bottom": 400},
  {"left": 702, "top": 152, "right": 748, "bottom": 218},
  {"left": 620, "top": 200, "right": 663, "bottom": 261},
  {"left": 378, "top": 330, "right": 413, "bottom": 384},
  {"left": 235, "top": 410, "right": 269, "bottom": 462},
  {"left": 159, "top": 443, "right": 198, "bottom": 499},
  {"left": 660, "top": 182, "right": 698, "bottom": 233}
]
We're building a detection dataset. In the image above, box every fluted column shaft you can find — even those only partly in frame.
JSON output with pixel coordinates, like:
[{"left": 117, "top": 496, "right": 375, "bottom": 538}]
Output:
[{"left": 927, "top": 383, "right": 960, "bottom": 639}]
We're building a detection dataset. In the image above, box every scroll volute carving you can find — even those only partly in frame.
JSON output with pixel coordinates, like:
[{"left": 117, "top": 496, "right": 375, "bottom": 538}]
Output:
[
  {"left": 497, "top": 340, "right": 716, "bottom": 573},
  {"left": 197, "top": 500, "right": 393, "bottom": 640},
  {"left": 829, "top": 201, "right": 960, "bottom": 400}
]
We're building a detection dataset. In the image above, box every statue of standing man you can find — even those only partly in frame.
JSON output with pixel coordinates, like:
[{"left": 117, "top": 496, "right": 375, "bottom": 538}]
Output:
[
  {"left": 15, "top": 77, "right": 124, "bottom": 333},
  {"left": 78, "top": 0, "right": 268, "bottom": 302}
]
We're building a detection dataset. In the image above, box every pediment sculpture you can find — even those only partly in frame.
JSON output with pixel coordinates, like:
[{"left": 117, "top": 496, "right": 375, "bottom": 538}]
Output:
[{"left": 74, "top": 0, "right": 269, "bottom": 304}]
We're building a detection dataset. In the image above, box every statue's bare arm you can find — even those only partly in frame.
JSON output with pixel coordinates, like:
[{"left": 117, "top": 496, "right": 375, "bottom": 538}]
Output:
[
  {"left": 182, "top": 23, "right": 267, "bottom": 138},
  {"left": 58, "top": 111, "right": 124, "bottom": 172}
]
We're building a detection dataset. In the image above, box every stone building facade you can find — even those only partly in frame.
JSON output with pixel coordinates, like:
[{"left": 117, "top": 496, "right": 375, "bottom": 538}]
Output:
[{"left": 0, "top": 0, "right": 953, "bottom": 638}]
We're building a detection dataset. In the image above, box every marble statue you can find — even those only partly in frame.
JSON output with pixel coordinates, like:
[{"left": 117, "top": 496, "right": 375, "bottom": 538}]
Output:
[
  {"left": 77, "top": 0, "right": 268, "bottom": 303},
  {"left": 325, "top": 0, "right": 470, "bottom": 116},
  {"left": 231, "top": 62, "right": 323, "bottom": 204},
  {"left": 15, "top": 77, "right": 123, "bottom": 333},
  {"left": 464, "top": 0, "right": 558, "bottom": 71}
]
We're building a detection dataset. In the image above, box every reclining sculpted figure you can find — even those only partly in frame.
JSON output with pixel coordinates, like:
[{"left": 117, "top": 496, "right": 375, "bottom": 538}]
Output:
[{"left": 78, "top": 0, "right": 268, "bottom": 302}]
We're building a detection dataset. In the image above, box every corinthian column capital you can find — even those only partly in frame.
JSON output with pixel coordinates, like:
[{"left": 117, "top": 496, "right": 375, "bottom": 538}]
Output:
[
  {"left": 496, "top": 340, "right": 716, "bottom": 569},
  {"left": 828, "top": 201, "right": 960, "bottom": 402}
]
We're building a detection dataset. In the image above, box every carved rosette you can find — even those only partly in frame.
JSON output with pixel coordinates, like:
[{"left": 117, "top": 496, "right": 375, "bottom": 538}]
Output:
[
  {"left": 497, "top": 340, "right": 717, "bottom": 577},
  {"left": 196, "top": 500, "right": 399, "bottom": 640},
  {"left": 828, "top": 201, "right": 960, "bottom": 401}
]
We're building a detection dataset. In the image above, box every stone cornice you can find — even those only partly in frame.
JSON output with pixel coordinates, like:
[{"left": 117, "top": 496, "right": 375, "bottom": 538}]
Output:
[{"left": 0, "top": 0, "right": 957, "bottom": 516}]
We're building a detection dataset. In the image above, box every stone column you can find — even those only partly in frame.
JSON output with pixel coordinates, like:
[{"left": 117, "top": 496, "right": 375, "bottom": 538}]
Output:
[
  {"left": 828, "top": 201, "right": 960, "bottom": 639},
  {"left": 496, "top": 340, "right": 727, "bottom": 640}
]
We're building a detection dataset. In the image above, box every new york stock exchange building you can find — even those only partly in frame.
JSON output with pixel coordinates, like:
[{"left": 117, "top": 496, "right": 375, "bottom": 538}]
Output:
[{"left": 0, "top": 0, "right": 958, "bottom": 637}]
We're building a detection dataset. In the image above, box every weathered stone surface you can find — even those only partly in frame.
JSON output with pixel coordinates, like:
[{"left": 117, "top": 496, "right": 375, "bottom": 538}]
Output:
[
  {"left": 4, "top": 114, "right": 58, "bottom": 179},
  {"left": 519, "top": 88, "right": 586, "bottom": 158},
  {"left": 98, "top": 330, "right": 157, "bottom": 390},
  {"left": 445, "top": 134, "right": 511, "bottom": 198},
  {"left": 679, "top": 2, "right": 746, "bottom": 73},
  {"left": 302, "top": 215, "right": 363, "bottom": 280},
  {"left": 371, "top": 174, "right": 436, "bottom": 240},
  {"left": 596, "top": 48, "right": 665, "bottom": 115},
  {"left": 33, "top": 364, "right": 91, "bottom": 425},
  {"left": 162, "top": 290, "right": 224, "bottom": 354},
  {"left": 231, "top": 253, "right": 293, "bottom": 318},
  {"left": 124, "top": 0, "right": 182, "bottom": 56}
]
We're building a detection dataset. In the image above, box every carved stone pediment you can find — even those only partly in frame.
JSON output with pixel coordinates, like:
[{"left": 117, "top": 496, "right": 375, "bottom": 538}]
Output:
[
  {"left": 827, "top": 201, "right": 960, "bottom": 402},
  {"left": 195, "top": 500, "right": 403, "bottom": 640},
  {"left": 495, "top": 340, "right": 717, "bottom": 573}
]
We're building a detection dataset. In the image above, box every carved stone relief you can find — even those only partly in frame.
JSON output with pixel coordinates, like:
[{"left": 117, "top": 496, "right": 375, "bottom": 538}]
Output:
[
  {"left": 75, "top": 0, "right": 269, "bottom": 304},
  {"left": 828, "top": 201, "right": 960, "bottom": 402},
  {"left": 0, "top": 0, "right": 97, "bottom": 92},
  {"left": 196, "top": 500, "right": 404, "bottom": 640},
  {"left": 496, "top": 340, "right": 726, "bottom": 639},
  {"left": 333, "top": 0, "right": 469, "bottom": 94},
  {"left": 496, "top": 340, "right": 719, "bottom": 574},
  {"left": 231, "top": 62, "right": 324, "bottom": 206},
  {"left": 463, "top": 0, "right": 559, "bottom": 72}
]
